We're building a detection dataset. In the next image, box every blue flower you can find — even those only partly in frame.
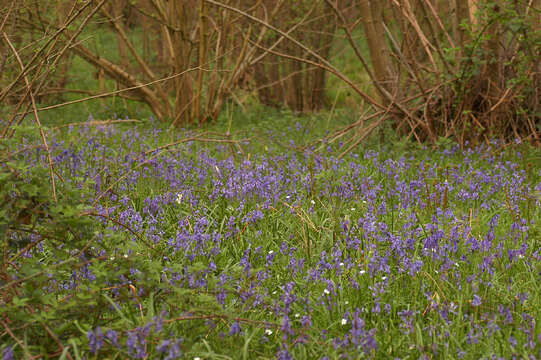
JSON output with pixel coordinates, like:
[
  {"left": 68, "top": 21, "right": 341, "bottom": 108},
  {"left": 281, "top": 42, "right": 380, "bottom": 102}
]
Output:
[
  {"left": 87, "top": 327, "right": 104, "bottom": 354},
  {"left": 2, "top": 346, "right": 14, "bottom": 360},
  {"left": 229, "top": 321, "right": 242, "bottom": 336}
]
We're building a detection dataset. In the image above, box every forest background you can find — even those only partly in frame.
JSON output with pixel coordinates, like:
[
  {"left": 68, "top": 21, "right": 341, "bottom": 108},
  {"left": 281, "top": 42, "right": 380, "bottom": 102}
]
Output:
[{"left": 1, "top": 0, "right": 540, "bottom": 146}]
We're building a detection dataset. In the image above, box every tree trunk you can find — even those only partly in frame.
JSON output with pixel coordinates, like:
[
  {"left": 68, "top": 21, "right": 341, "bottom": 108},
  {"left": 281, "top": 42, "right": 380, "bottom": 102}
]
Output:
[
  {"left": 70, "top": 42, "right": 167, "bottom": 120},
  {"left": 167, "top": 0, "right": 195, "bottom": 125},
  {"left": 358, "top": 0, "right": 394, "bottom": 103},
  {"left": 110, "top": 0, "right": 129, "bottom": 68},
  {"left": 455, "top": 0, "right": 471, "bottom": 49},
  {"left": 484, "top": 0, "right": 502, "bottom": 135}
]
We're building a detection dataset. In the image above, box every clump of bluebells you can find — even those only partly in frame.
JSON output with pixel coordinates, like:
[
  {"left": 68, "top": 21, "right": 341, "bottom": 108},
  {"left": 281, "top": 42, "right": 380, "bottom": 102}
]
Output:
[{"left": 0, "top": 120, "right": 540, "bottom": 359}]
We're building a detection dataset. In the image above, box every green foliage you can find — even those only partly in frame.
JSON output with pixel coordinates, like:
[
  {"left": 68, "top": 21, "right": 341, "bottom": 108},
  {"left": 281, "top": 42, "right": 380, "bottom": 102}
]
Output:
[
  {"left": 444, "top": 1, "right": 541, "bottom": 133},
  {"left": 0, "top": 126, "right": 100, "bottom": 356}
]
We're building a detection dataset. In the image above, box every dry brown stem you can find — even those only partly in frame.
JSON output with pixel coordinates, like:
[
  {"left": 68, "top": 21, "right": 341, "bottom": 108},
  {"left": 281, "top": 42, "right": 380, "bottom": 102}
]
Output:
[{"left": 2, "top": 32, "right": 58, "bottom": 202}]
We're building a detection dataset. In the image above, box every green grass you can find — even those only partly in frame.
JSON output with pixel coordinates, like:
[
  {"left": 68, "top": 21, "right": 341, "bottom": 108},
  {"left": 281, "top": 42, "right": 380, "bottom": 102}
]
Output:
[{"left": 1, "top": 116, "right": 540, "bottom": 359}]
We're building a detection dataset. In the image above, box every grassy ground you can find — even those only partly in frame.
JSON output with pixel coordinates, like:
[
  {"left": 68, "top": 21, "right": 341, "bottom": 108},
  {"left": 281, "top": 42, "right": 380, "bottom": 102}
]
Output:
[{"left": 1, "top": 115, "right": 540, "bottom": 359}]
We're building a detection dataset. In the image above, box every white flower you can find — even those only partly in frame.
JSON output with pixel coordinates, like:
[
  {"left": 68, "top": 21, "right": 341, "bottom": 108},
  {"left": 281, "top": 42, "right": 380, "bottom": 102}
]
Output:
[
  {"left": 123, "top": 254, "right": 128, "bottom": 258},
  {"left": 345, "top": 301, "right": 349, "bottom": 305},
  {"left": 295, "top": 313, "right": 300, "bottom": 318},
  {"left": 268, "top": 250, "right": 274, "bottom": 254},
  {"left": 310, "top": 200, "right": 316, "bottom": 205},
  {"left": 323, "top": 289, "right": 330, "bottom": 295},
  {"left": 176, "top": 193, "right": 183, "bottom": 204},
  {"left": 109, "top": 256, "right": 115, "bottom": 261},
  {"left": 339, "top": 262, "right": 344, "bottom": 267},
  {"left": 285, "top": 195, "right": 291, "bottom": 199},
  {"left": 265, "top": 329, "right": 273, "bottom": 336},
  {"left": 359, "top": 270, "right": 366, "bottom": 275},
  {"left": 194, "top": 357, "right": 201, "bottom": 360},
  {"left": 382, "top": 276, "right": 387, "bottom": 280},
  {"left": 351, "top": 208, "right": 356, "bottom": 211},
  {"left": 341, "top": 318, "right": 347, "bottom": 325},
  {"left": 272, "top": 290, "right": 277, "bottom": 295}
]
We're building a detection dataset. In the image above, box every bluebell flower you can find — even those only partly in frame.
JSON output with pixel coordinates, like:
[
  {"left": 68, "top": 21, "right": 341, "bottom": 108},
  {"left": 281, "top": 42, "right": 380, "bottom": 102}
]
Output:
[
  {"left": 87, "top": 327, "right": 104, "bottom": 354},
  {"left": 2, "top": 346, "right": 14, "bottom": 360},
  {"left": 229, "top": 321, "right": 242, "bottom": 336}
]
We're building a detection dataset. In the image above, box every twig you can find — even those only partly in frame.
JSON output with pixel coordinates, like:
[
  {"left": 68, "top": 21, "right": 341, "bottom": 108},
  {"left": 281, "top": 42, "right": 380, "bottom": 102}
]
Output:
[
  {"left": 0, "top": 0, "right": 16, "bottom": 34},
  {"left": 81, "top": 211, "right": 162, "bottom": 256},
  {"left": 3, "top": 32, "right": 58, "bottom": 202},
  {"left": 204, "top": 0, "right": 385, "bottom": 110},
  {"left": 47, "top": 119, "right": 142, "bottom": 131},
  {"left": 163, "top": 313, "right": 279, "bottom": 329},
  {"left": 143, "top": 134, "right": 246, "bottom": 156},
  {"left": 0, "top": 319, "right": 33, "bottom": 358},
  {"left": 32, "top": 67, "right": 204, "bottom": 114},
  {"left": 0, "top": 0, "right": 96, "bottom": 103}
]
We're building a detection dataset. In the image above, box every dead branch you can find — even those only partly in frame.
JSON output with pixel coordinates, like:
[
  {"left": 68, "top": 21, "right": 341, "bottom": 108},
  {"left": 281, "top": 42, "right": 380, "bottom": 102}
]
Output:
[{"left": 3, "top": 32, "right": 58, "bottom": 202}]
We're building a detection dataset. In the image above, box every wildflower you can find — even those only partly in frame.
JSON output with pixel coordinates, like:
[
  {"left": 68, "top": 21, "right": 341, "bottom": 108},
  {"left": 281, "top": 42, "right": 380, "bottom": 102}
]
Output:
[
  {"left": 106, "top": 329, "right": 119, "bottom": 348},
  {"left": 157, "top": 340, "right": 171, "bottom": 353},
  {"left": 229, "top": 321, "right": 242, "bottom": 336},
  {"left": 323, "top": 289, "right": 330, "bottom": 295},
  {"left": 295, "top": 313, "right": 300, "bottom": 318},
  {"left": 2, "top": 346, "right": 14, "bottom": 360},
  {"left": 359, "top": 270, "right": 366, "bottom": 275},
  {"left": 472, "top": 294, "right": 482, "bottom": 307},
  {"left": 311, "top": 200, "right": 316, "bottom": 205},
  {"left": 87, "top": 327, "right": 104, "bottom": 354},
  {"left": 341, "top": 318, "right": 347, "bottom": 325},
  {"left": 176, "top": 193, "right": 183, "bottom": 204},
  {"left": 281, "top": 316, "right": 293, "bottom": 336},
  {"left": 301, "top": 315, "right": 312, "bottom": 327},
  {"left": 517, "top": 292, "right": 529, "bottom": 304},
  {"left": 277, "top": 347, "right": 293, "bottom": 360},
  {"left": 265, "top": 329, "right": 273, "bottom": 336}
]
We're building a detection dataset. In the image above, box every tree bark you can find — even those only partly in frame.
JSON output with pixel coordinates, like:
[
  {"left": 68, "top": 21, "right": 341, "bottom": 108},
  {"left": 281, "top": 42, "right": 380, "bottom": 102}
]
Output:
[
  {"left": 358, "top": 0, "right": 394, "bottom": 103},
  {"left": 484, "top": 0, "right": 502, "bottom": 133},
  {"left": 455, "top": 0, "right": 471, "bottom": 49},
  {"left": 70, "top": 42, "right": 167, "bottom": 120}
]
